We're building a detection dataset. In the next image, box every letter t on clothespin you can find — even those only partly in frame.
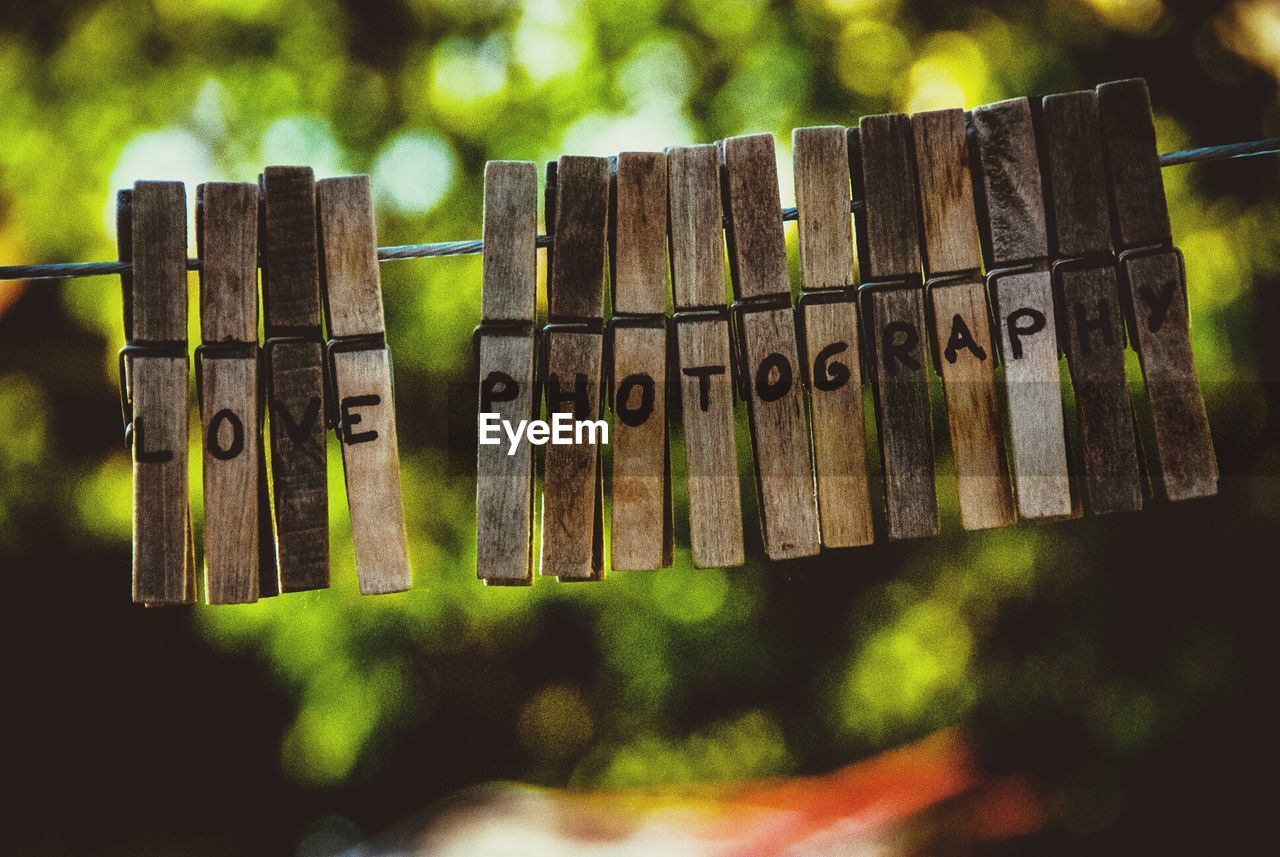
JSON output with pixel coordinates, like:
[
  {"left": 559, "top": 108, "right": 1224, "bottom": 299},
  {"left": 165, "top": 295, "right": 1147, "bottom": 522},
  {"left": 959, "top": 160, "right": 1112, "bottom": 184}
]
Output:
[{"left": 317, "top": 175, "right": 411, "bottom": 594}]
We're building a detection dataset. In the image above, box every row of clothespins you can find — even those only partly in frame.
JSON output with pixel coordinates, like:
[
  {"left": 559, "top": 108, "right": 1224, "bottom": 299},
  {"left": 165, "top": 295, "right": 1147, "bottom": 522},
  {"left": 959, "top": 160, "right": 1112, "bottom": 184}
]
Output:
[
  {"left": 475, "top": 77, "right": 1219, "bottom": 584},
  {"left": 120, "top": 170, "right": 410, "bottom": 605}
]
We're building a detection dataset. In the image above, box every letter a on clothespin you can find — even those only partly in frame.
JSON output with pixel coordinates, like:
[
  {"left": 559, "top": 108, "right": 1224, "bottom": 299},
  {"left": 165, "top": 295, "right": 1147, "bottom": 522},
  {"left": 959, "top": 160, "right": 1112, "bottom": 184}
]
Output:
[
  {"left": 118, "top": 181, "right": 194, "bottom": 604},
  {"left": 197, "top": 182, "right": 262, "bottom": 603},
  {"left": 261, "top": 166, "right": 329, "bottom": 591},
  {"left": 608, "top": 151, "right": 673, "bottom": 570},
  {"left": 1041, "top": 90, "right": 1146, "bottom": 514},
  {"left": 541, "top": 156, "right": 609, "bottom": 580},
  {"left": 969, "top": 99, "right": 1076, "bottom": 521},
  {"left": 856, "top": 115, "right": 939, "bottom": 540},
  {"left": 793, "top": 125, "right": 874, "bottom": 548},
  {"left": 911, "top": 108, "right": 1016, "bottom": 531},
  {"left": 476, "top": 161, "right": 538, "bottom": 585},
  {"left": 317, "top": 175, "right": 411, "bottom": 594},
  {"left": 667, "top": 144, "right": 745, "bottom": 568},
  {"left": 1098, "top": 78, "right": 1217, "bottom": 501},
  {"left": 721, "top": 133, "right": 820, "bottom": 559}
]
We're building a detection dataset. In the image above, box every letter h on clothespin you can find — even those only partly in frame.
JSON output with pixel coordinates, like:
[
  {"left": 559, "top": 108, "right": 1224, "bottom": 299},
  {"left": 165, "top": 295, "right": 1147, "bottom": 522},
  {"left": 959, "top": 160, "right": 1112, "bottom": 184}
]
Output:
[
  {"left": 117, "top": 181, "right": 195, "bottom": 604},
  {"left": 317, "top": 175, "right": 411, "bottom": 594},
  {"left": 541, "top": 156, "right": 609, "bottom": 580},
  {"left": 721, "top": 133, "right": 820, "bottom": 560},
  {"left": 1097, "top": 78, "right": 1218, "bottom": 501}
]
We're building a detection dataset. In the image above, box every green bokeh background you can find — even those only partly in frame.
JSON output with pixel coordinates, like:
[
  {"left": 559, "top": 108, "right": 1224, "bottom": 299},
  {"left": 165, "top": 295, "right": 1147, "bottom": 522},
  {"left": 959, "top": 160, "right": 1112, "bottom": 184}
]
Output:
[{"left": 1, "top": 0, "right": 1278, "bottom": 854}]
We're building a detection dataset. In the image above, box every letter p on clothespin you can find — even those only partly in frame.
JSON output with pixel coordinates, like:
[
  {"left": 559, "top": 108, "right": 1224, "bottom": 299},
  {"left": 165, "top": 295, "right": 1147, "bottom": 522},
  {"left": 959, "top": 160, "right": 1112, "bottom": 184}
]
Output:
[{"left": 317, "top": 175, "right": 411, "bottom": 594}]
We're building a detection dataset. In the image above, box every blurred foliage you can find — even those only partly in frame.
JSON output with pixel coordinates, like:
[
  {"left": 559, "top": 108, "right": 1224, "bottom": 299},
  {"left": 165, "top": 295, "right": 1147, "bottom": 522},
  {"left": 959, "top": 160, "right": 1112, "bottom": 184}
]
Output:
[{"left": 2, "top": 0, "right": 1280, "bottom": 851}]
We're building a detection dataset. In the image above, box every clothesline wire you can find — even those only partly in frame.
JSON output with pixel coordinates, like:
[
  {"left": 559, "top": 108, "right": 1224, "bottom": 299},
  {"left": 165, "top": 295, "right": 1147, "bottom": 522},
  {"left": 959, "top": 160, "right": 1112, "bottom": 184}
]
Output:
[{"left": 1, "top": 137, "right": 1277, "bottom": 284}]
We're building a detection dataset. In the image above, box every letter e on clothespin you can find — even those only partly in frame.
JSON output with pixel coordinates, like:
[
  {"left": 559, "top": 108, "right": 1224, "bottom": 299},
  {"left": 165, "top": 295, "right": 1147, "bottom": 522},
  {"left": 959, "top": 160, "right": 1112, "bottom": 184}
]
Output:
[
  {"left": 118, "top": 181, "right": 194, "bottom": 604},
  {"left": 317, "top": 175, "right": 411, "bottom": 594},
  {"left": 197, "top": 182, "right": 262, "bottom": 603}
]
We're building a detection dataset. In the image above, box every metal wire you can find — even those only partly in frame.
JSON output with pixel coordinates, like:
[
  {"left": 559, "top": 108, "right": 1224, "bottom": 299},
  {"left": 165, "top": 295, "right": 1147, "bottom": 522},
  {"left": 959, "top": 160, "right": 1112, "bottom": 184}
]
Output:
[{"left": 1, "top": 137, "right": 1277, "bottom": 284}]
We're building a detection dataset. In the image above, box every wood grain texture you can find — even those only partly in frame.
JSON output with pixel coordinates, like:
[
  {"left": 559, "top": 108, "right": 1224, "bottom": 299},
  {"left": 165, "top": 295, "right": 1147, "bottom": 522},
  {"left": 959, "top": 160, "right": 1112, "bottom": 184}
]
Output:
[
  {"left": 549, "top": 156, "right": 610, "bottom": 320},
  {"left": 968, "top": 99, "right": 1049, "bottom": 265},
  {"left": 801, "top": 300, "right": 874, "bottom": 546},
  {"left": 992, "top": 270, "right": 1074, "bottom": 520},
  {"left": 667, "top": 145, "right": 727, "bottom": 310},
  {"left": 198, "top": 182, "right": 259, "bottom": 342},
  {"left": 793, "top": 126, "right": 855, "bottom": 290},
  {"left": 738, "top": 307, "right": 820, "bottom": 559},
  {"left": 610, "top": 325, "right": 672, "bottom": 569},
  {"left": 1121, "top": 250, "right": 1217, "bottom": 500},
  {"left": 719, "top": 134, "right": 790, "bottom": 300},
  {"left": 477, "top": 335, "right": 536, "bottom": 583},
  {"left": 674, "top": 318, "right": 744, "bottom": 568},
  {"left": 930, "top": 280, "right": 1016, "bottom": 530},
  {"left": 317, "top": 175, "right": 384, "bottom": 339},
  {"left": 261, "top": 166, "right": 323, "bottom": 330},
  {"left": 130, "top": 182, "right": 188, "bottom": 342},
  {"left": 1041, "top": 91, "right": 1112, "bottom": 258},
  {"left": 863, "top": 288, "right": 939, "bottom": 539},
  {"left": 540, "top": 331, "right": 604, "bottom": 579},
  {"left": 201, "top": 358, "right": 259, "bottom": 603},
  {"left": 331, "top": 348, "right": 411, "bottom": 593},
  {"left": 912, "top": 109, "right": 983, "bottom": 275},
  {"left": 611, "top": 152, "right": 669, "bottom": 315},
  {"left": 1096, "top": 78, "right": 1171, "bottom": 246},
  {"left": 857, "top": 114, "right": 923, "bottom": 279},
  {"left": 482, "top": 161, "right": 539, "bottom": 322}
]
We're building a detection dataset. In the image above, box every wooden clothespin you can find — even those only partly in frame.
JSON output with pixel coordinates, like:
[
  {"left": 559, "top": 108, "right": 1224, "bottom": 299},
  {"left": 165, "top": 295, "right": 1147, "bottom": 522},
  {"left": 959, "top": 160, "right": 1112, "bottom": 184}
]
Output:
[
  {"left": 792, "top": 126, "right": 874, "bottom": 548},
  {"left": 1041, "top": 90, "right": 1146, "bottom": 514},
  {"left": 720, "top": 133, "right": 820, "bottom": 560},
  {"left": 667, "top": 144, "right": 745, "bottom": 569},
  {"left": 1098, "top": 78, "right": 1218, "bottom": 501},
  {"left": 855, "top": 115, "right": 939, "bottom": 540},
  {"left": 541, "top": 156, "right": 609, "bottom": 580},
  {"left": 117, "top": 181, "right": 194, "bottom": 604},
  {"left": 911, "top": 109, "right": 1016, "bottom": 531},
  {"left": 608, "top": 152, "right": 673, "bottom": 570},
  {"left": 476, "top": 161, "right": 539, "bottom": 585},
  {"left": 260, "top": 165, "right": 329, "bottom": 592},
  {"left": 196, "top": 182, "right": 262, "bottom": 603},
  {"left": 969, "top": 98, "right": 1075, "bottom": 521},
  {"left": 317, "top": 175, "right": 411, "bottom": 594}
]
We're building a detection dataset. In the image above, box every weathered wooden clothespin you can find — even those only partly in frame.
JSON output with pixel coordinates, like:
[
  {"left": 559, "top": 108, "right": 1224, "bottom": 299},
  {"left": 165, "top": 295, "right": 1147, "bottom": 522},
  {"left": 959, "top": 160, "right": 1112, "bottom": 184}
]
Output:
[
  {"left": 260, "top": 166, "right": 329, "bottom": 591},
  {"left": 1097, "top": 78, "right": 1218, "bottom": 501},
  {"left": 608, "top": 152, "right": 673, "bottom": 570},
  {"left": 667, "top": 144, "right": 745, "bottom": 569},
  {"left": 476, "top": 161, "right": 539, "bottom": 585},
  {"left": 855, "top": 115, "right": 939, "bottom": 540},
  {"left": 117, "top": 181, "right": 195, "bottom": 604},
  {"left": 317, "top": 175, "right": 411, "bottom": 594},
  {"left": 720, "top": 133, "right": 820, "bottom": 560},
  {"left": 911, "top": 109, "right": 1016, "bottom": 531},
  {"left": 792, "top": 126, "right": 874, "bottom": 548},
  {"left": 541, "top": 156, "right": 609, "bottom": 580},
  {"left": 1041, "top": 90, "right": 1146, "bottom": 514},
  {"left": 969, "top": 98, "right": 1075, "bottom": 521},
  {"left": 196, "top": 182, "right": 262, "bottom": 603}
]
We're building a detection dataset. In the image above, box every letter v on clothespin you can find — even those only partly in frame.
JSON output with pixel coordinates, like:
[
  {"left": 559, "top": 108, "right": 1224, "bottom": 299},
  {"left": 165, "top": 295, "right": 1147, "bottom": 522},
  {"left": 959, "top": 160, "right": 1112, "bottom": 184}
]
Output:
[
  {"left": 969, "top": 98, "right": 1076, "bottom": 521},
  {"left": 475, "top": 161, "right": 538, "bottom": 585},
  {"left": 667, "top": 144, "right": 745, "bottom": 569},
  {"left": 721, "top": 133, "right": 820, "bottom": 559},
  {"left": 260, "top": 166, "right": 329, "bottom": 591},
  {"left": 196, "top": 182, "right": 262, "bottom": 603},
  {"left": 317, "top": 175, "right": 411, "bottom": 594},
  {"left": 608, "top": 151, "right": 673, "bottom": 570},
  {"left": 541, "top": 156, "right": 609, "bottom": 580},
  {"left": 1098, "top": 78, "right": 1217, "bottom": 501},
  {"left": 856, "top": 115, "right": 939, "bottom": 539},
  {"left": 117, "top": 181, "right": 194, "bottom": 604},
  {"left": 911, "top": 108, "right": 1016, "bottom": 531},
  {"left": 792, "top": 125, "right": 874, "bottom": 548},
  {"left": 1041, "top": 89, "right": 1146, "bottom": 514}
]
